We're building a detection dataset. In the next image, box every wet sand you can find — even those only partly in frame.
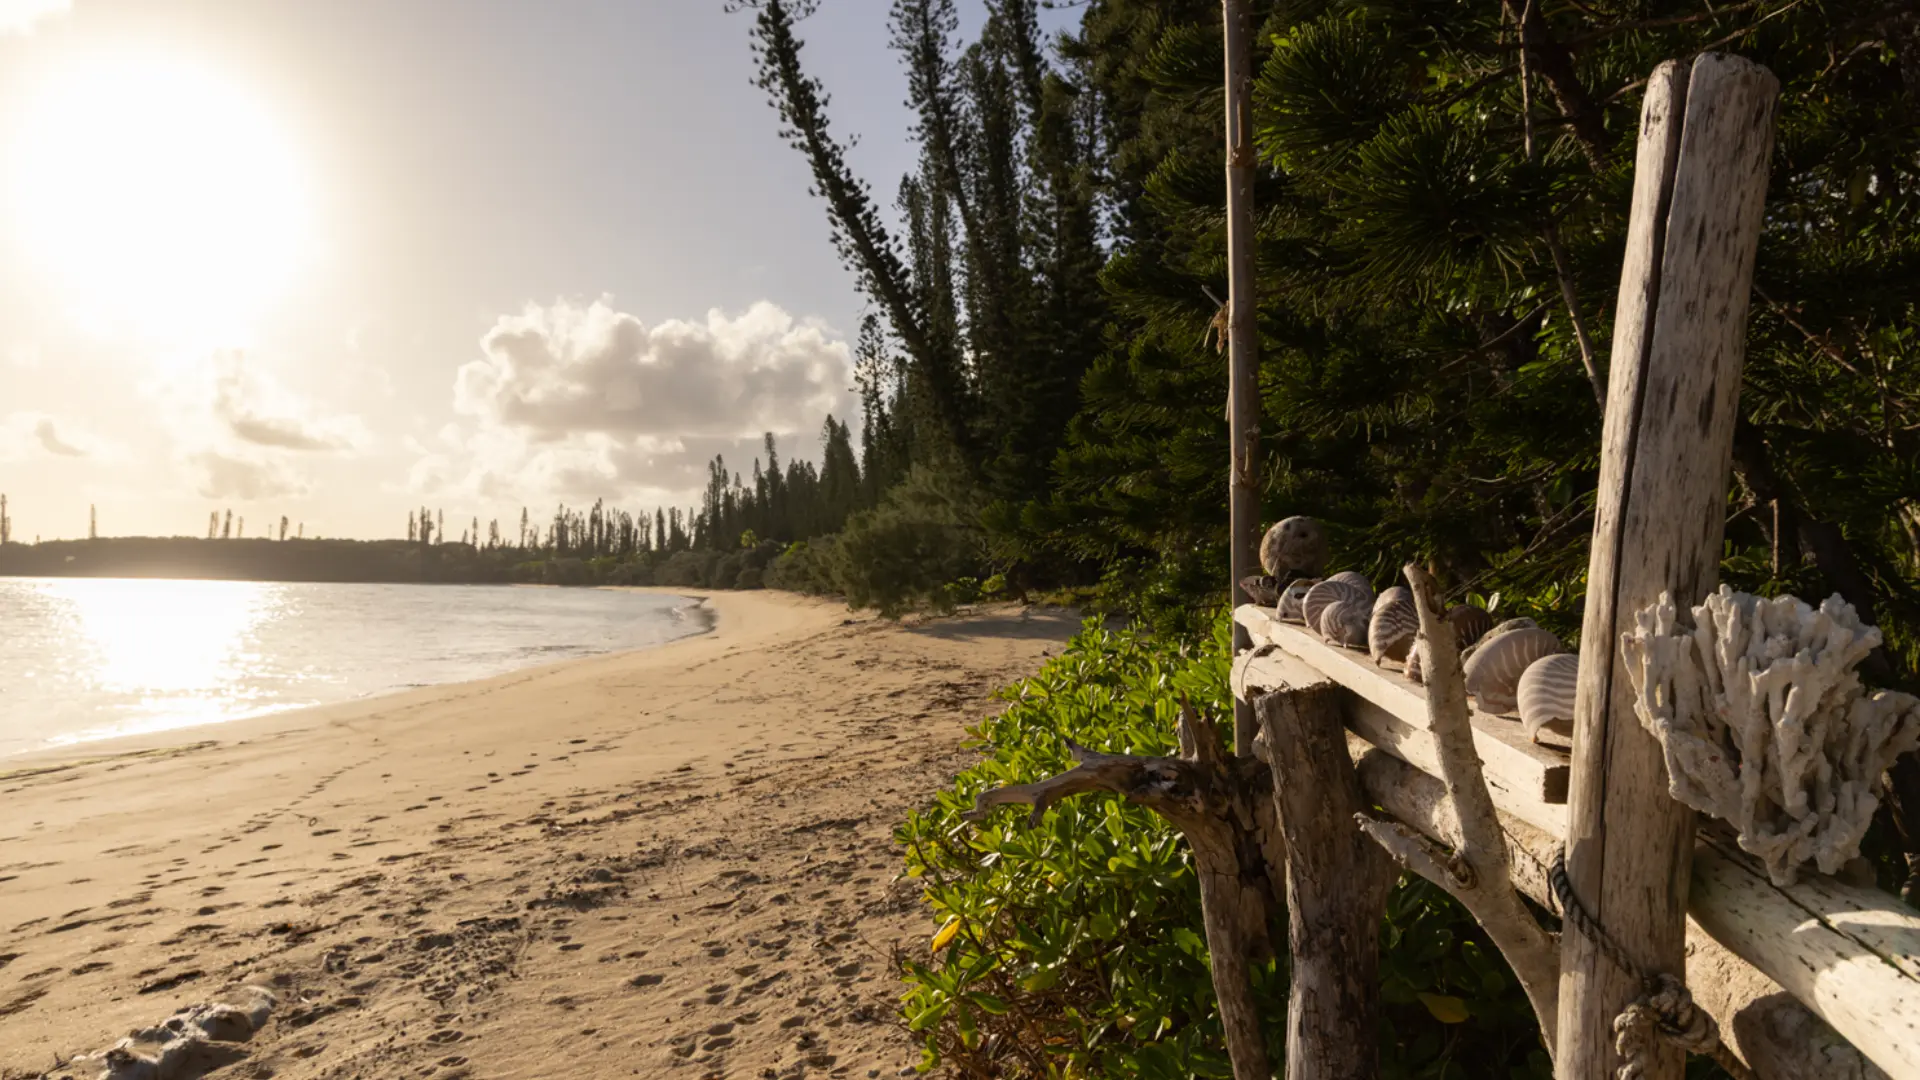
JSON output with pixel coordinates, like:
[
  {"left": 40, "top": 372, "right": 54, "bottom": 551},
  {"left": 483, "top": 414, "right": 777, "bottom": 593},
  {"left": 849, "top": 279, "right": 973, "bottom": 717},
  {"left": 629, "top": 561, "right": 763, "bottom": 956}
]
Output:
[{"left": 0, "top": 589, "right": 1079, "bottom": 1080}]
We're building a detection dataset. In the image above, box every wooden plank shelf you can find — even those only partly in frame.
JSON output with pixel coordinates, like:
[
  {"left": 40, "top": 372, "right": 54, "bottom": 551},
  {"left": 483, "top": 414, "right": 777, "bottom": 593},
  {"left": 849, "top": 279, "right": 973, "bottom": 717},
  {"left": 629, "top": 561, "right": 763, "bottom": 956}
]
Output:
[{"left": 1233, "top": 605, "right": 1570, "bottom": 837}]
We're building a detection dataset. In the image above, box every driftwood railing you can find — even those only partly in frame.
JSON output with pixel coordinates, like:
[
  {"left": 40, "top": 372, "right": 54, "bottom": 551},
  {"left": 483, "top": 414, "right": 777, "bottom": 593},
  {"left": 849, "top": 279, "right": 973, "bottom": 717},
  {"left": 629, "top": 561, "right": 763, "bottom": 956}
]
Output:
[{"left": 1234, "top": 606, "right": 1920, "bottom": 1080}]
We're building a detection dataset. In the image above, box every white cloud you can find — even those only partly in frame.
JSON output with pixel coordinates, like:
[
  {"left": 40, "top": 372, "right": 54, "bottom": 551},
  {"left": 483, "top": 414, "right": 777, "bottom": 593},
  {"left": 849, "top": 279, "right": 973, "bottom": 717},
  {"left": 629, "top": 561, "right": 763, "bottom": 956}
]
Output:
[
  {"left": 189, "top": 450, "right": 309, "bottom": 500},
  {"left": 456, "top": 298, "right": 851, "bottom": 441},
  {"left": 211, "top": 352, "right": 368, "bottom": 451},
  {"left": 418, "top": 298, "right": 856, "bottom": 503},
  {"left": 0, "top": 0, "right": 68, "bottom": 35}
]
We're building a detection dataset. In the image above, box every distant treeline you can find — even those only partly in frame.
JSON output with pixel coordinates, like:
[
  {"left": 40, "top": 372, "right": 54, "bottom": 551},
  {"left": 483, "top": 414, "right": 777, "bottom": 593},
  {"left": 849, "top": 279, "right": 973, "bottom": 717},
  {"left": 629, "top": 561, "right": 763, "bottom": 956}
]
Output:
[{"left": 0, "top": 421, "right": 917, "bottom": 593}]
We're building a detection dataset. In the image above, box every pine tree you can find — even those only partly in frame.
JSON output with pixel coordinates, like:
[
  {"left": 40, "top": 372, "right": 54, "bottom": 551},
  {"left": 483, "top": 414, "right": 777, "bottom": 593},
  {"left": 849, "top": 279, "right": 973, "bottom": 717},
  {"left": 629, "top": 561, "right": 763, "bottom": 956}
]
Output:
[
  {"left": 88, "top": 504, "right": 96, "bottom": 540},
  {"left": 222, "top": 510, "right": 232, "bottom": 540},
  {"left": 1, "top": 494, "right": 10, "bottom": 545}
]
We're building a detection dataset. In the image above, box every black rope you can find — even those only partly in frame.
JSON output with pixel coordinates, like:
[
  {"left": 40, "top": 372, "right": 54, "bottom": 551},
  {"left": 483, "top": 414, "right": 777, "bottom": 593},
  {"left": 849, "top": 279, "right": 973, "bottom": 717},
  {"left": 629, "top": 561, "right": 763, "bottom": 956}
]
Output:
[{"left": 1551, "top": 847, "right": 1720, "bottom": 1075}]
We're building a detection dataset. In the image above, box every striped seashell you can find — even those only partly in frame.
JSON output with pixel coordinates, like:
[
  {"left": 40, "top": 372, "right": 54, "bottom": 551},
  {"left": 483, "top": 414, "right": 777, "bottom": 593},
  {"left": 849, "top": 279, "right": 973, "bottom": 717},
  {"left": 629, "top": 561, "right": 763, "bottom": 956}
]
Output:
[
  {"left": 1277, "top": 577, "right": 1319, "bottom": 623},
  {"left": 1460, "top": 617, "right": 1540, "bottom": 663},
  {"left": 1404, "top": 640, "right": 1424, "bottom": 684},
  {"left": 1260, "top": 516, "right": 1329, "bottom": 578},
  {"left": 1239, "top": 574, "right": 1282, "bottom": 608},
  {"left": 1463, "top": 627, "right": 1564, "bottom": 715},
  {"left": 1319, "top": 598, "right": 1369, "bottom": 648},
  {"left": 1302, "top": 572, "right": 1372, "bottom": 634},
  {"left": 1517, "top": 653, "right": 1579, "bottom": 749},
  {"left": 1446, "top": 605, "right": 1494, "bottom": 648},
  {"left": 1368, "top": 586, "right": 1418, "bottom": 665}
]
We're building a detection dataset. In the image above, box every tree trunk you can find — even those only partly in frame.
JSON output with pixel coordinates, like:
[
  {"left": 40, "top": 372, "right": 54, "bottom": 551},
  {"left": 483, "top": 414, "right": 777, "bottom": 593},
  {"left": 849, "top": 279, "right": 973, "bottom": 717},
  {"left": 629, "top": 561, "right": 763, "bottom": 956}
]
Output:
[
  {"left": 1257, "top": 685, "right": 1395, "bottom": 1080},
  {"left": 1223, "top": 0, "right": 1261, "bottom": 757}
]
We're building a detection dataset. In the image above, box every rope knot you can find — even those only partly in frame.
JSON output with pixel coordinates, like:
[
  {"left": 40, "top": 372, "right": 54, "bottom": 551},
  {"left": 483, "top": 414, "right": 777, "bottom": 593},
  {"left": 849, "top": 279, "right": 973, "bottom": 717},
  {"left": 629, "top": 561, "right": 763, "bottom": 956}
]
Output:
[{"left": 1611, "top": 972, "right": 1719, "bottom": 1079}]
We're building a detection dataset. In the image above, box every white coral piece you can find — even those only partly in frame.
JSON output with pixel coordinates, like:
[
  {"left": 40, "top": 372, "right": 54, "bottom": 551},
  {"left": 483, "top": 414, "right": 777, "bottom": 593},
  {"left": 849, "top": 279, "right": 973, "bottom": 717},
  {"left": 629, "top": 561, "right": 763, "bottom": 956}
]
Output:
[{"left": 1620, "top": 586, "right": 1920, "bottom": 887}]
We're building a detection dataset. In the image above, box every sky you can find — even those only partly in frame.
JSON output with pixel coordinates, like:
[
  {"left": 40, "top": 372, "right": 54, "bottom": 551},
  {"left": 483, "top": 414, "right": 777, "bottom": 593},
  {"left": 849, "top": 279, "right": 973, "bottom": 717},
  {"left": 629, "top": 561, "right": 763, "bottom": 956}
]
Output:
[{"left": 0, "top": 0, "right": 1075, "bottom": 543}]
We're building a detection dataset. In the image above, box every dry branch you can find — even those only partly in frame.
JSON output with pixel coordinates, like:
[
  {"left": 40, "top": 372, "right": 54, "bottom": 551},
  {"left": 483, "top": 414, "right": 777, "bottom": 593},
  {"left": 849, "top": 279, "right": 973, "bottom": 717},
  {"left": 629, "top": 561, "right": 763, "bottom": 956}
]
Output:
[
  {"left": 1359, "top": 564, "right": 1563, "bottom": 1055},
  {"left": 964, "top": 701, "right": 1284, "bottom": 1080}
]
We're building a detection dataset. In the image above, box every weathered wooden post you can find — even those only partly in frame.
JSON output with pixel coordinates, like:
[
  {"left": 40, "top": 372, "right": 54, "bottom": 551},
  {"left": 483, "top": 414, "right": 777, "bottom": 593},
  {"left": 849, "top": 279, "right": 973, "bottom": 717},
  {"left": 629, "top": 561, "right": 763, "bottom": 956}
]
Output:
[
  {"left": 1256, "top": 684, "right": 1396, "bottom": 1080},
  {"left": 1557, "top": 54, "right": 1778, "bottom": 1079},
  {"left": 1223, "top": 0, "right": 1260, "bottom": 757}
]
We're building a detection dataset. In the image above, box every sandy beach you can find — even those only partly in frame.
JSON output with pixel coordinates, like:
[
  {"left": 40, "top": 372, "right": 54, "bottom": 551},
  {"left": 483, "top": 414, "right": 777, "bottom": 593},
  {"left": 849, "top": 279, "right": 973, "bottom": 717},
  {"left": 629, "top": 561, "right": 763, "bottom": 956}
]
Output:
[{"left": 0, "top": 589, "right": 1080, "bottom": 1080}]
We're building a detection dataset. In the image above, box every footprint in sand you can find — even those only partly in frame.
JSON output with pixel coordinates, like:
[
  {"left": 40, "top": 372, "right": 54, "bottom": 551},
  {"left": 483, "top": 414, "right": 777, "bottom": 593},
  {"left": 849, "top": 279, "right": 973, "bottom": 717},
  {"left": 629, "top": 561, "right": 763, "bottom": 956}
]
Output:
[
  {"left": 627, "top": 973, "right": 664, "bottom": 988},
  {"left": 426, "top": 1029, "right": 464, "bottom": 1044}
]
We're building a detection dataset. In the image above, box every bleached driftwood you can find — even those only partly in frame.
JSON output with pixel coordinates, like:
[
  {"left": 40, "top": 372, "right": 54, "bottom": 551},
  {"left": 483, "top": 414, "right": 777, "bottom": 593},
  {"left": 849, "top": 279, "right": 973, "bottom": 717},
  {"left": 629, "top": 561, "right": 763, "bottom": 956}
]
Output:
[
  {"left": 1559, "top": 53, "right": 1778, "bottom": 1080},
  {"left": 1352, "top": 564, "right": 1563, "bottom": 1055},
  {"left": 1239, "top": 592, "right": 1920, "bottom": 1080},
  {"left": 1620, "top": 586, "right": 1920, "bottom": 886},
  {"left": 1254, "top": 682, "right": 1396, "bottom": 1079},
  {"left": 1349, "top": 744, "right": 1892, "bottom": 1080}
]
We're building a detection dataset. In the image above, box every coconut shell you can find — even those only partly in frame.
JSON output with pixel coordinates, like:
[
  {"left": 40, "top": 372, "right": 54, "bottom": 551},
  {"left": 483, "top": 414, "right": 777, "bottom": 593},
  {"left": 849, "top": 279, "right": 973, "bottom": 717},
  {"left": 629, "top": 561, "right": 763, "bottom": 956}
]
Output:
[{"left": 1260, "top": 516, "right": 1328, "bottom": 578}]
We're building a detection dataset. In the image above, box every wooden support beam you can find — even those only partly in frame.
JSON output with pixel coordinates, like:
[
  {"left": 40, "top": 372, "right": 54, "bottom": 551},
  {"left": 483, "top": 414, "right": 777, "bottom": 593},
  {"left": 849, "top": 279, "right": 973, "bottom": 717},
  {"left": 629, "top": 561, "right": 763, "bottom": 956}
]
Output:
[
  {"left": 1558, "top": 53, "right": 1778, "bottom": 1080},
  {"left": 1255, "top": 685, "right": 1395, "bottom": 1080}
]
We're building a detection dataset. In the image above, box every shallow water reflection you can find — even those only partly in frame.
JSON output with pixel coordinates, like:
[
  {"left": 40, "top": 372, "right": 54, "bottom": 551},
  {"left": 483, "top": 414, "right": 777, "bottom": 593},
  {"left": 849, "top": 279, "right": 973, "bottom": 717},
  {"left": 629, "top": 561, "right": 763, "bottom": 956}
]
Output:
[{"left": 0, "top": 578, "right": 701, "bottom": 755}]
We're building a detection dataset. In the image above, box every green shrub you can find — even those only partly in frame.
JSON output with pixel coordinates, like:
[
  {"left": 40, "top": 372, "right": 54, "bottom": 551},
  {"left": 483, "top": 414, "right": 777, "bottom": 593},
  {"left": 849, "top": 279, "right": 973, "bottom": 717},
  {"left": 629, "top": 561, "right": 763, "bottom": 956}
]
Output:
[
  {"left": 734, "top": 566, "right": 764, "bottom": 590},
  {"left": 766, "top": 539, "right": 838, "bottom": 595},
  {"left": 830, "top": 466, "right": 987, "bottom": 616},
  {"left": 897, "top": 613, "right": 1558, "bottom": 1079},
  {"left": 541, "top": 557, "right": 590, "bottom": 585},
  {"left": 656, "top": 549, "right": 718, "bottom": 587}
]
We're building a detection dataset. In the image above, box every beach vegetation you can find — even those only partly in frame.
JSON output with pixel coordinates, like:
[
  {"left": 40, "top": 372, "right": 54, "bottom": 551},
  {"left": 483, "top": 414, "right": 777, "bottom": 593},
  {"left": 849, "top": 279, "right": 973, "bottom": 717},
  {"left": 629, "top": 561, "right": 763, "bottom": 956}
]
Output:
[{"left": 898, "top": 614, "right": 1554, "bottom": 1078}]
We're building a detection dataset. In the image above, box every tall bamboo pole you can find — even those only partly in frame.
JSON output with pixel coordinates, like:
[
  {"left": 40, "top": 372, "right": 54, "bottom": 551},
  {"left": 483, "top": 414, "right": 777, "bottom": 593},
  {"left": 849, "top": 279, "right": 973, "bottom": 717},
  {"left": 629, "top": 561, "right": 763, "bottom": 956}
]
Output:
[
  {"left": 1556, "top": 54, "right": 1777, "bottom": 1078},
  {"left": 1223, "top": 0, "right": 1260, "bottom": 757}
]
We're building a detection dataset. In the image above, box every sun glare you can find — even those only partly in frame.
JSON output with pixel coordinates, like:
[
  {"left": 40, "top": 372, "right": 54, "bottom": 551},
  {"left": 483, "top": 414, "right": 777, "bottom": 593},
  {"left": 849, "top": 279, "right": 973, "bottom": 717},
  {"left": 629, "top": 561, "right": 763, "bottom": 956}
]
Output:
[{"left": 3, "top": 47, "right": 315, "bottom": 346}]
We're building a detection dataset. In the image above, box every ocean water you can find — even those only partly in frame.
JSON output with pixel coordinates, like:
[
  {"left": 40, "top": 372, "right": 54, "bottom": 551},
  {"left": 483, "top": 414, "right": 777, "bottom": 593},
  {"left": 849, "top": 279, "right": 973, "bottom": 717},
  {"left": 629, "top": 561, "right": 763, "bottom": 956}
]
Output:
[{"left": 0, "top": 578, "right": 708, "bottom": 756}]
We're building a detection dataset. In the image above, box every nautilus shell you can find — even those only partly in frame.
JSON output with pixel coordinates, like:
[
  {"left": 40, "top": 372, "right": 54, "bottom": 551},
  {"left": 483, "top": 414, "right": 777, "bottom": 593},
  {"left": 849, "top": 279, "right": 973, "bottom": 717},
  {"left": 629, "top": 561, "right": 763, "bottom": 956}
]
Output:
[
  {"left": 1369, "top": 586, "right": 1418, "bottom": 665},
  {"left": 1303, "top": 572, "right": 1372, "bottom": 636},
  {"left": 1461, "top": 616, "right": 1540, "bottom": 662},
  {"left": 1517, "top": 653, "right": 1579, "bottom": 749},
  {"left": 1239, "top": 574, "right": 1282, "bottom": 608},
  {"left": 1319, "top": 598, "right": 1369, "bottom": 648},
  {"left": 1463, "top": 628, "right": 1565, "bottom": 715},
  {"left": 1446, "top": 605, "right": 1494, "bottom": 648},
  {"left": 1277, "top": 577, "right": 1319, "bottom": 623},
  {"left": 1260, "top": 516, "right": 1329, "bottom": 579}
]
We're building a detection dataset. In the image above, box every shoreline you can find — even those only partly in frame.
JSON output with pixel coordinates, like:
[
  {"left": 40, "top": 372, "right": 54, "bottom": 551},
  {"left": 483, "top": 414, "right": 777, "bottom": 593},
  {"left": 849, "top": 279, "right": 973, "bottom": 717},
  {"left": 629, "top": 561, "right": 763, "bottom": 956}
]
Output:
[
  {"left": 0, "top": 590, "right": 1080, "bottom": 1078},
  {"left": 2, "top": 585, "right": 721, "bottom": 769}
]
